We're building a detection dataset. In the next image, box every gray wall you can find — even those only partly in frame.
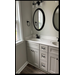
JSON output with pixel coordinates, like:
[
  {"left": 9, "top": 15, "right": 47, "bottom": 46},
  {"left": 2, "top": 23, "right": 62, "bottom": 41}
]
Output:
[
  {"left": 32, "top": 1, "right": 59, "bottom": 37},
  {"left": 21, "top": 1, "right": 32, "bottom": 38},
  {"left": 16, "top": 1, "right": 32, "bottom": 72},
  {"left": 16, "top": 42, "right": 26, "bottom": 71}
]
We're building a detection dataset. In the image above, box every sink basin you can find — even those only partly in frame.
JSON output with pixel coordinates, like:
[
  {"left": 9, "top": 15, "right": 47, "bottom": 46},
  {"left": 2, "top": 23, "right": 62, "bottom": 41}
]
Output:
[
  {"left": 30, "top": 38, "right": 40, "bottom": 41},
  {"left": 52, "top": 41, "right": 59, "bottom": 46}
]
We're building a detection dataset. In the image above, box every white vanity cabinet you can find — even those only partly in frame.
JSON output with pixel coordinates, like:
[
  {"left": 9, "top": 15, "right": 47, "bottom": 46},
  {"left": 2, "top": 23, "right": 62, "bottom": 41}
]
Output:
[
  {"left": 26, "top": 40, "right": 59, "bottom": 74},
  {"left": 48, "top": 46, "right": 59, "bottom": 74},
  {"left": 27, "top": 41, "right": 39, "bottom": 68}
]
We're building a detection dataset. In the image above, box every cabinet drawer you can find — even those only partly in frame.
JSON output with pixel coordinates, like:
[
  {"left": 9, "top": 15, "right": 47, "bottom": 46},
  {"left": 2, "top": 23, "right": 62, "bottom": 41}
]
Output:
[
  {"left": 49, "top": 47, "right": 59, "bottom": 55},
  {"left": 40, "top": 44, "right": 48, "bottom": 52},
  {"left": 40, "top": 60, "right": 47, "bottom": 71},
  {"left": 27, "top": 41, "right": 39, "bottom": 49},
  {"left": 40, "top": 51, "right": 47, "bottom": 62}
]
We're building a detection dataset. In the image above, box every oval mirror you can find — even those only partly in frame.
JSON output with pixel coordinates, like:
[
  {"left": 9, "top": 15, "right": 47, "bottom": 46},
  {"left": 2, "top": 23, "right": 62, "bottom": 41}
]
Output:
[
  {"left": 53, "top": 5, "right": 59, "bottom": 31},
  {"left": 33, "top": 8, "right": 45, "bottom": 31}
]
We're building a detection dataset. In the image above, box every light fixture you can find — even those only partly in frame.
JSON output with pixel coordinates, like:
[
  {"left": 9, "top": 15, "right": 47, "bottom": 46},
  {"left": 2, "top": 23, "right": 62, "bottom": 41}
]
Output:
[{"left": 32, "top": 0, "right": 43, "bottom": 8}]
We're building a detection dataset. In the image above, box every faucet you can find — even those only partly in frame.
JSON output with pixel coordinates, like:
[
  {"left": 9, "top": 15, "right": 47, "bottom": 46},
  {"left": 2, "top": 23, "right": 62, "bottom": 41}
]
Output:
[
  {"left": 36, "top": 34, "right": 40, "bottom": 39},
  {"left": 58, "top": 38, "right": 59, "bottom": 42},
  {"left": 57, "top": 37, "right": 59, "bottom": 42}
]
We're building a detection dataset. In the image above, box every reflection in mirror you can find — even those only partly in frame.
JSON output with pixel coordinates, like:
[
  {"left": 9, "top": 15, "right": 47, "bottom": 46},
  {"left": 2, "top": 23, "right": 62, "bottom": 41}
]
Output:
[
  {"left": 33, "top": 8, "right": 45, "bottom": 31},
  {"left": 53, "top": 5, "right": 59, "bottom": 31},
  {"left": 34, "top": 10, "right": 43, "bottom": 29},
  {"left": 54, "top": 8, "right": 59, "bottom": 30}
]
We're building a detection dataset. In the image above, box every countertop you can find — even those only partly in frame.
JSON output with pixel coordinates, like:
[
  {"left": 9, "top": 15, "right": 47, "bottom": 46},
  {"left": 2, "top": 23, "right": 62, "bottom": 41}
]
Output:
[{"left": 26, "top": 38, "right": 59, "bottom": 48}]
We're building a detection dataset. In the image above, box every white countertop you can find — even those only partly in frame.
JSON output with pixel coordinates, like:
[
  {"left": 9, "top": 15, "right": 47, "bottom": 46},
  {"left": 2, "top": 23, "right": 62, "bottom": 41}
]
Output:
[{"left": 26, "top": 38, "right": 59, "bottom": 48}]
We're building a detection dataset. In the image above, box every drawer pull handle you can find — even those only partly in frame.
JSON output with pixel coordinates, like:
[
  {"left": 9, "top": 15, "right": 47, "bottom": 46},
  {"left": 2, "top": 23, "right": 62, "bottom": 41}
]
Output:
[
  {"left": 41, "top": 47, "right": 45, "bottom": 49},
  {"left": 42, "top": 55, "right": 45, "bottom": 58},
  {"left": 31, "top": 50, "right": 34, "bottom": 52},
  {"left": 42, "top": 65, "right": 45, "bottom": 67}
]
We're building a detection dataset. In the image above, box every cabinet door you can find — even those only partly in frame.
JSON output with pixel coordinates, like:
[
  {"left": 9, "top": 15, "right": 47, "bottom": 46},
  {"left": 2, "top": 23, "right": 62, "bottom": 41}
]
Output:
[
  {"left": 34, "top": 50, "right": 39, "bottom": 67},
  {"left": 27, "top": 48, "right": 39, "bottom": 67},
  {"left": 48, "top": 54, "right": 59, "bottom": 74},
  {"left": 56, "top": 58, "right": 59, "bottom": 73},
  {"left": 27, "top": 48, "right": 35, "bottom": 65}
]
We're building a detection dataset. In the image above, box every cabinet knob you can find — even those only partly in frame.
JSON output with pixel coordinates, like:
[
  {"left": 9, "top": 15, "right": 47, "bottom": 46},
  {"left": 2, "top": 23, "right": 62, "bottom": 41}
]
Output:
[{"left": 56, "top": 58, "right": 59, "bottom": 60}]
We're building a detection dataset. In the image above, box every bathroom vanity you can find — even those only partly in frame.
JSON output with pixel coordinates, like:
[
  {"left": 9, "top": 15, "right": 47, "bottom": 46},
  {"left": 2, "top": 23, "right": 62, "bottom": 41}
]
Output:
[
  {"left": 26, "top": 2, "right": 59, "bottom": 74},
  {"left": 26, "top": 37, "right": 59, "bottom": 74}
]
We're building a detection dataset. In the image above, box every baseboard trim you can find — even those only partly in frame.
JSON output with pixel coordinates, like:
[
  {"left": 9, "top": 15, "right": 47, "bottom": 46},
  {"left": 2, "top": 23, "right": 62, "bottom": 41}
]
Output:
[{"left": 16, "top": 61, "right": 28, "bottom": 74}]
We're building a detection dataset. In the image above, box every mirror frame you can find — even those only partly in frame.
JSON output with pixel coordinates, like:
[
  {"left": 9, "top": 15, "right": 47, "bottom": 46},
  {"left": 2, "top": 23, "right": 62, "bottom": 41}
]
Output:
[
  {"left": 33, "top": 8, "right": 45, "bottom": 31},
  {"left": 53, "top": 5, "right": 59, "bottom": 31}
]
